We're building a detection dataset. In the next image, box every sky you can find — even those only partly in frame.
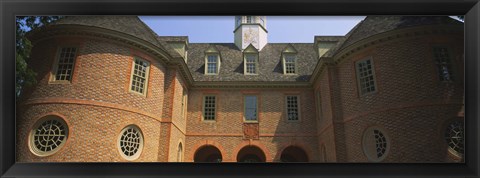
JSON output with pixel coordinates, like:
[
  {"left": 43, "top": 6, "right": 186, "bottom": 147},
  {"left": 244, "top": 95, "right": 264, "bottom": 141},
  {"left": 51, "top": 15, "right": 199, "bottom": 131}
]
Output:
[{"left": 139, "top": 16, "right": 366, "bottom": 43}]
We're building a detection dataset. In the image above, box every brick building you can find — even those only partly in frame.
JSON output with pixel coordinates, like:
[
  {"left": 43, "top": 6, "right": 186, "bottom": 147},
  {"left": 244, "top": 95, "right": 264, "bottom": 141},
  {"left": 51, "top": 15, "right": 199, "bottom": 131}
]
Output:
[{"left": 16, "top": 16, "right": 464, "bottom": 163}]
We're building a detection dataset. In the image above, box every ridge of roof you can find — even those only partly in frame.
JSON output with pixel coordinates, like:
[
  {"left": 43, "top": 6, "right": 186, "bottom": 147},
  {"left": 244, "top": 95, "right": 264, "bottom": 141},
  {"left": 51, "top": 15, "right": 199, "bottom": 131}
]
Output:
[{"left": 337, "top": 16, "right": 463, "bottom": 52}]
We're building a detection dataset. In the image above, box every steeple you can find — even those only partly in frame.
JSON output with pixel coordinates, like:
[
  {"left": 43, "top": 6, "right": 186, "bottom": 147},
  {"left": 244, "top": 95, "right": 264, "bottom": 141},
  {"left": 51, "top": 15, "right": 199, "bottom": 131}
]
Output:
[{"left": 234, "top": 16, "right": 268, "bottom": 51}]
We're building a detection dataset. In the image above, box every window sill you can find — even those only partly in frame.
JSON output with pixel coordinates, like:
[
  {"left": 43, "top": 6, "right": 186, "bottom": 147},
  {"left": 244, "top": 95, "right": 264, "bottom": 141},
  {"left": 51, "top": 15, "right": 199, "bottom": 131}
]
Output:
[
  {"left": 48, "top": 80, "right": 72, "bottom": 85},
  {"left": 129, "top": 90, "right": 147, "bottom": 97}
]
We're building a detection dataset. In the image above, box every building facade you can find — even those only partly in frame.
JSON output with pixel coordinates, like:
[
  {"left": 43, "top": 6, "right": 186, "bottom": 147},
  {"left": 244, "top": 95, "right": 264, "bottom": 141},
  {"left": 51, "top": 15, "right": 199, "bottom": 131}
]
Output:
[{"left": 17, "top": 16, "right": 464, "bottom": 163}]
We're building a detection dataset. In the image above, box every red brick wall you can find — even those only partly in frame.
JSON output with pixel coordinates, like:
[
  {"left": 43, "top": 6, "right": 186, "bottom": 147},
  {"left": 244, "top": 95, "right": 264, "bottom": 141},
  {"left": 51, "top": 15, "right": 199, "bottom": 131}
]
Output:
[
  {"left": 331, "top": 34, "right": 464, "bottom": 162},
  {"left": 17, "top": 36, "right": 166, "bottom": 162},
  {"left": 21, "top": 37, "right": 166, "bottom": 117},
  {"left": 17, "top": 104, "right": 161, "bottom": 162},
  {"left": 185, "top": 88, "right": 319, "bottom": 162},
  {"left": 315, "top": 69, "right": 338, "bottom": 162}
]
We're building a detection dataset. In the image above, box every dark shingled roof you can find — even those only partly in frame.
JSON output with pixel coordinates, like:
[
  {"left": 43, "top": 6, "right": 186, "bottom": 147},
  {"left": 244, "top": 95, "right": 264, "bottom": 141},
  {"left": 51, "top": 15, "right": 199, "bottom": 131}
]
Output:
[
  {"left": 53, "top": 16, "right": 160, "bottom": 47},
  {"left": 186, "top": 43, "right": 318, "bottom": 82},
  {"left": 52, "top": 16, "right": 181, "bottom": 58},
  {"left": 338, "top": 16, "right": 463, "bottom": 51}
]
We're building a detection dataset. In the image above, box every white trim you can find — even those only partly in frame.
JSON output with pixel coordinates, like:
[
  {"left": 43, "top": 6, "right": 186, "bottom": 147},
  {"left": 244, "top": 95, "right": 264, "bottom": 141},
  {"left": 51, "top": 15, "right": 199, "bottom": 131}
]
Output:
[
  {"left": 243, "top": 95, "right": 258, "bottom": 122},
  {"left": 117, "top": 125, "right": 144, "bottom": 161},
  {"left": 202, "top": 95, "right": 217, "bottom": 121},
  {"left": 204, "top": 54, "right": 220, "bottom": 75},
  {"left": 285, "top": 95, "right": 301, "bottom": 122},
  {"left": 129, "top": 57, "right": 150, "bottom": 96},
  {"left": 244, "top": 53, "right": 259, "bottom": 75}
]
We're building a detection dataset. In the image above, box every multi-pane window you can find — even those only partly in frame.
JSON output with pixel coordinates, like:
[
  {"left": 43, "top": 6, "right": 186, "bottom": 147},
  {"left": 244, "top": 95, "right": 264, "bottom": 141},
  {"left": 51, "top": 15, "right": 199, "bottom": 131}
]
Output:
[
  {"left": 54, "top": 47, "right": 77, "bottom": 81},
  {"left": 316, "top": 92, "right": 322, "bottom": 120},
  {"left": 245, "top": 54, "right": 257, "bottom": 74},
  {"left": 118, "top": 125, "right": 144, "bottom": 160},
  {"left": 206, "top": 55, "right": 218, "bottom": 74},
  {"left": 356, "top": 58, "right": 376, "bottom": 95},
  {"left": 244, "top": 96, "right": 257, "bottom": 121},
  {"left": 177, "top": 143, "right": 183, "bottom": 162},
  {"left": 181, "top": 89, "right": 187, "bottom": 119},
  {"left": 284, "top": 54, "right": 296, "bottom": 74},
  {"left": 362, "top": 127, "right": 389, "bottom": 162},
  {"left": 130, "top": 58, "right": 150, "bottom": 95},
  {"left": 445, "top": 120, "right": 464, "bottom": 155},
  {"left": 246, "top": 16, "right": 253, "bottom": 23},
  {"left": 203, "top": 96, "right": 216, "bottom": 121},
  {"left": 433, "top": 47, "right": 454, "bottom": 81},
  {"left": 286, "top": 96, "right": 299, "bottom": 121}
]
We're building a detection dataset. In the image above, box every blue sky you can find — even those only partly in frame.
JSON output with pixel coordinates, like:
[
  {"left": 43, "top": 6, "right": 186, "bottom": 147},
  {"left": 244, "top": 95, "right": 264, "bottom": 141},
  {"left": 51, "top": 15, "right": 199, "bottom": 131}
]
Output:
[{"left": 140, "top": 16, "right": 366, "bottom": 43}]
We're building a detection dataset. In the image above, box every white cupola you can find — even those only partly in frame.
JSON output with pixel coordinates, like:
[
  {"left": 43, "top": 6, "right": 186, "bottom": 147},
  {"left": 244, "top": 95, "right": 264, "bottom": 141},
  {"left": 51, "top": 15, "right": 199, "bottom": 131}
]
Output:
[{"left": 234, "top": 16, "right": 268, "bottom": 51}]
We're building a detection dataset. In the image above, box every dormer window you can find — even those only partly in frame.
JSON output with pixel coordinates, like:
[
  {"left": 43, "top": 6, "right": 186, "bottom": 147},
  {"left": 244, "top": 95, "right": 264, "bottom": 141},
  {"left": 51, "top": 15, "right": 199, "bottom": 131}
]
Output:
[
  {"left": 283, "top": 54, "right": 297, "bottom": 74},
  {"left": 204, "top": 45, "right": 221, "bottom": 75},
  {"left": 243, "top": 44, "right": 259, "bottom": 75},
  {"left": 282, "top": 44, "right": 298, "bottom": 75},
  {"left": 245, "top": 54, "right": 258, "bottom": 74},
  {"left": 205, "top": 55, "right": 219, "bottom": 74}
]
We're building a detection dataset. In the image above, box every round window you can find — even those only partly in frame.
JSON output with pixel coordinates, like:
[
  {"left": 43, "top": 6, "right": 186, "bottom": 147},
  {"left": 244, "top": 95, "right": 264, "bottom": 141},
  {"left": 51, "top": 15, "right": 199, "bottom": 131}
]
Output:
[
  {"left": 445, "top": 120, "right": 464, "bottom": 156},
  {"left": 118, "top": 125, "right": 144, "bottom": 160},
  {"left": 29, "top": 116, "right": 68, "bottom": 156},
  {"left": 362, "top": 127, "right": 390, "bottom": 162}
]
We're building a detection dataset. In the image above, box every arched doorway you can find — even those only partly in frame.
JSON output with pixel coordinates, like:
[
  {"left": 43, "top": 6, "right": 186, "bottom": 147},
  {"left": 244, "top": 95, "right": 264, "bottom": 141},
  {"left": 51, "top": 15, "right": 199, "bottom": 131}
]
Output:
[
  {"left": 237, "top": 146, "right": 266, "bottom": 162},
  {"left": 194, "top": 145, "right": 222, "bottom": 162},
  {"left": 280, "top": 146, "right": 309, "bottom": 162}
]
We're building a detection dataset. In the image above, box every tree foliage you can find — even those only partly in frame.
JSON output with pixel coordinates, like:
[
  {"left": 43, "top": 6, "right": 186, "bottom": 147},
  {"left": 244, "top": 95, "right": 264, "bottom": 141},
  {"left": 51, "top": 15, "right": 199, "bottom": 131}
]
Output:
[{"left": 16, "top": 16, "right": 61, "bottom": 98}]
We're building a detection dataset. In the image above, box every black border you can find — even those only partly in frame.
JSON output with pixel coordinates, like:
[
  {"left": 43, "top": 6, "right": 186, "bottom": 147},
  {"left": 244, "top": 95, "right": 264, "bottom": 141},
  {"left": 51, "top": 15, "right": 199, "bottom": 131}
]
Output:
[{"left": 1, "top": 0, "right": 479, "bottom": 177}]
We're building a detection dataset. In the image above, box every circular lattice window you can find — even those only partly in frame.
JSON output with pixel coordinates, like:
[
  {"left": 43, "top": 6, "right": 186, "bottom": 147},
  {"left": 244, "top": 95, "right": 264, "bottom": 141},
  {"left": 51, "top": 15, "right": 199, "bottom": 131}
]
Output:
[
  {"left": 445, "top": 120, "right": 464, "bottom": 156},
  {"left": 118, "top": 125, "right": 144, "bottom": 160},
  {"left": 29, "top": 116, "right": 69, "bottom": 156},
  {"left": 362, "top": 127, "right": 390, "bottom": 162}
]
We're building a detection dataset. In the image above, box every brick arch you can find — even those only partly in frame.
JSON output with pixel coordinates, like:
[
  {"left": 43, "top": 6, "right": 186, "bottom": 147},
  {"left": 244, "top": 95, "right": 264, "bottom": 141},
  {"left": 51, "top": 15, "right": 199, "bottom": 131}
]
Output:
[
  {"left": 187, "top": 140, "right": 227, "bottom": 162},
  {"left": 275, "top": 141, "right": 314, "bottom": 162},
  {"left": 232, "top": 140, "right": 272, "bottom": 162}
]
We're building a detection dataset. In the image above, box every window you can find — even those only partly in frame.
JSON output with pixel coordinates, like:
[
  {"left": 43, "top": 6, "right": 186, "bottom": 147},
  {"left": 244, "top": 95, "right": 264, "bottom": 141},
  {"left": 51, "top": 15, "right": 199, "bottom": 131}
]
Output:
[
  {"left": 362, "top": 127, "right": 389, "bottom": 162},
  {"left": 177, "top": 143, "right": 183, "bottom": 162},
  {"left": 203, "top": 96, "right": 216, "bottom": 121},
  {"left": 206, "top": 55, "right": 219, "bottom": 74},
  {"left": 29, "top": 116, "right": 68, "bottom": 156},
  {"left": 445, "top": 120, "right": 464, "bottom": 156},
  {"left": 286, "top": 96, "right": 299, "bottom": 121},
  {"left": 244, "top": 96, "right": 258, "bottom": 122},
  {"left": 355, "top": 58, "right": 377, "bottom": 95},
  {"left": 283, "top": 54, "right": 296, "bottom": 74},
  {"left": 244, "top": 54, "right": 258, "bottom": 74},
  {"left": 316, "top": 92, "right": 322, "bottom": 120},
  {"left": 53, "top": 47, "right": 77, "bottom": 82},
  {"left": 433, "top": 47, "right": 454, "bottom": 81},
  {"left": 118, "top": 125, "right": 144, "bottom": 160},
  {"left": 246, "top": 16, "right": 253, "bottom": 23},
  {"left": 181, "top": 89, "right": 188, "bottom": 120},
  {"left": 130, "top": 57, "right": 150, "bottom": 95}
]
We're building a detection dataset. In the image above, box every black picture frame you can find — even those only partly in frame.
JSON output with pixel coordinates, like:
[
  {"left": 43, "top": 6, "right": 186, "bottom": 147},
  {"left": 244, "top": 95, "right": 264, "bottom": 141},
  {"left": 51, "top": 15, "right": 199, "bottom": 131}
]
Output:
[{"left": 1, "top": 0, "right": 479, "bottom": 177}]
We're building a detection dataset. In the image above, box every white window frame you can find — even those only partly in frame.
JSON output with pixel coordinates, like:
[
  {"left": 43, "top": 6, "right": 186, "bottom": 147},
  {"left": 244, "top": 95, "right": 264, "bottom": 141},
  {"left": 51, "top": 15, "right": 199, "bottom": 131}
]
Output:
[
  {"left": 243, "top": 95, "right": 258, "bottom": 122},
  {"left": 204, "top": 54, "right": 220, "bottom": 75},
  {"left": 285, "top": 95, "right": 301, "bottom": 122},
  {"left": 202, "top": 95, "right": 217, "bottom": 122},
  {"left": 244, "top": 53, "right": 259, "bottom": 75},
  {"left": 282, "top": 53, "right": 297, "bottom": 75},
  {"left": 181, "top": 89, "right": 188, "bottom": 120},
  {"left": 50, "top": 46, "right": 78, "bottom": 83},
  {"left": 355, "top": 57, "right": 377, "bottom": 96},
  {"left": 246, "top": 16, "right": 253, "bottom": 23},
  {"left": 129, "top": 57, "right": 150, "bottom": 96},
  {"left": 432, "top": 46, "right": 454, "bottom": 82},
  {"left": 316, "top": 92, "right": 322, "bottom": 121}
]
